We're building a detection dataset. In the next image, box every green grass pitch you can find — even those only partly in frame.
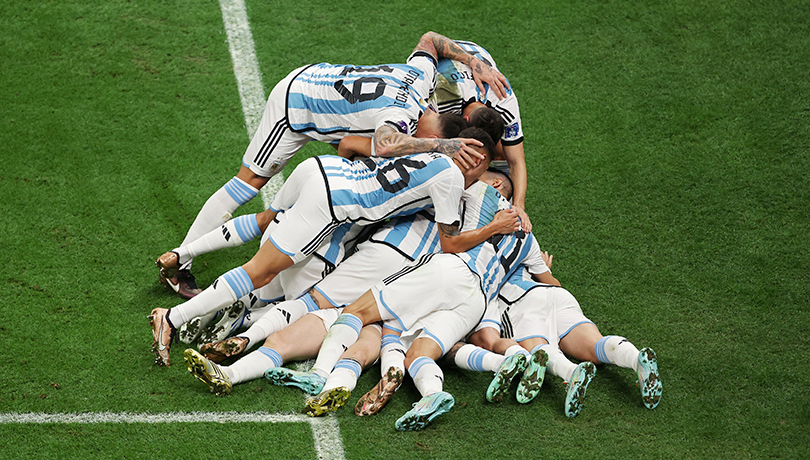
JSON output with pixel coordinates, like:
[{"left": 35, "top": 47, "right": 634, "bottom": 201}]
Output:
[{"left": 1, "top": 0, "right": 808, "bottom": 458}]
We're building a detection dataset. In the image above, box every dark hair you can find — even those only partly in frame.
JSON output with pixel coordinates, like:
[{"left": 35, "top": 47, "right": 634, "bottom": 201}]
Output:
[
  {"left": 486, "top": 167, "right": 513, "bottom": 200},
  {"left": 468, "top": 106, "right": 504, "bottom": 144},
  {"left": 437, "top": 113, "right": 469, "bottom": 138},
  {"left": 458, "top": 127, "right": 495, "bottom": 162}
]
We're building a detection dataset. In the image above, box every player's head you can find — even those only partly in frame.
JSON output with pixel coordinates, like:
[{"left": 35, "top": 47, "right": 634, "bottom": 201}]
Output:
[
  {"left": 456, "top": 126, "right": 496, "bottom": 186},
  {"left": 463, "top": 103, "right": 504, "bottom": 145},
  {"left": 415, "top": 107, "right": 468, "bottom": 139},
  {"left": 480, "top": 168, "right": 513, "bottom": 200}
]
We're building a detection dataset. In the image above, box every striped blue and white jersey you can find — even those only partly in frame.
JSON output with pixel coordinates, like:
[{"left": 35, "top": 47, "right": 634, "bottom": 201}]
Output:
[
  {"left": 431, "top": 41, "right": 524, "bottom": 146},
  {"left": 453, "top": 181, "right": 549, "bottom": 303},
  {"left": 497, "top": 267, "right": 556, "bottom": 306},
  {"left": 318, "top": 153, "right": 464, "bottom": 226},
  {"left": 286, "top": 51, "right": 438, "bottom": 142},
  {"left": 459, "top": 180, "right": 511, "bottom": 233},
  {"left": 368, "top": 210, "right": 441, "bottom": 261},
  {"left": 313, "top": 221, "right": 363, "bottom": 267}
]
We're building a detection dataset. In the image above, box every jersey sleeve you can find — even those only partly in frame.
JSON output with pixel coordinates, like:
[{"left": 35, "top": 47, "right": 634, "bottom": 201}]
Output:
[
  {"left": 428, "top": 165, "right": 465, "bottom": 225},
  {"left": 406, "top": 50, "right": 438, "bottom": 96},
  {"left": 520, "top": 232, "right": 551, "bottom": 276},
  {"left": 494, "top": 91, "right": 524, "bottom": 146}
]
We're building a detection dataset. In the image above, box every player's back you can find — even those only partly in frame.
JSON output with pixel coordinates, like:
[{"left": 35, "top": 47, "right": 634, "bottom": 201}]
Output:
[
  {"left": 318, "top": 154, "right": 460, "bottom": 224},
  {"left": 454, "top": 182, "right": 545, "bottom": 302},
  {"left": 287, "top": 59, "right": 435, "bottom": 141}
]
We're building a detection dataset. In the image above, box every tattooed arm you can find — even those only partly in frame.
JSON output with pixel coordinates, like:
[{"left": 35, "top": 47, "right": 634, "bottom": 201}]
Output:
[
  {"left": 373, "top": 125, "right": 484, "bottom": 168},
  {"left": 414, "top": 31, "right": 510, "bottom": 99},
  {"left": 438, "top": 208, "right": 522, "bottom": 254}
]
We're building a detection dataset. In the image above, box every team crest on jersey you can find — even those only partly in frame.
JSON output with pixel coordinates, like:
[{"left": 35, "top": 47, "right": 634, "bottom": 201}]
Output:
[
  {"left": 269, "top": 160, "right": 282, "bottom": 173},
  {"left": 505, "top": 123, "right": 519, "bottom": 138}
]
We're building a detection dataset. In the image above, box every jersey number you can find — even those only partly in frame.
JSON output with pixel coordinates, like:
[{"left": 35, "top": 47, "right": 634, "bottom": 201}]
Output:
[
  {"left": 361, "top": 157, "right": 428, "bottom": 193},
  {"left": 334, "top": 65, "right": 394, "bottom": 104}
]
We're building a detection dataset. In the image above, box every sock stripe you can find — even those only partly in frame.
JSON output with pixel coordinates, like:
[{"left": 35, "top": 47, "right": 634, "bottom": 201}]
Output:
[
  {"left": 233, "top": 214, "right": 261, "bottom": 242},
  {"left": 222, "top": 267, "right": 255, "bottom": 299},
  {"left": 594, "top": 336, "right": 614, "bottom": 364},
  {"left": 224, "top": 177, "right": 259, "bottom": 205},
  {"left": 467, "top": 348, "right": 488, "bottom": 372},
  {"left": 381, "top": 334, "right": 403, "bottom": 347},
  {"left": 258, "top": 347, "right": 283, "bottom": 368},
  {"left": 408, "top": 356, "right": 435, "bottom": 376},
  {"left": 334, "top": 358, "right": 362, "bottom": 377},
  {"left": 334, "top": 314, "right": 363, "bottom": 334}
]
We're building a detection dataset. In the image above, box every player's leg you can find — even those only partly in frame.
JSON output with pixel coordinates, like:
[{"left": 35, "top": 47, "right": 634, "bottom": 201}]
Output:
[
  {"left": 395, "top": 338, "right": 455, "bottom": 432},
  {"left": 562, "top": 322, "right": 662, "bottom": 409},
  {"left": 461, "top": 324, "right": 530, "bottom": 403},
  {"left": 306, "top": 323, "right": 382, "bottom": 416},
  {"left": 309, "top": 290, "right": 382, "bottom": 379},
  {"left": 150, "top": 243, "right": 293, "bottom": 366},
  {"left": 395, "top": 294, "right": 481, "bottom": 431},
  {"left": 355, "top": 325, "right": 405, "bottom": 416}
]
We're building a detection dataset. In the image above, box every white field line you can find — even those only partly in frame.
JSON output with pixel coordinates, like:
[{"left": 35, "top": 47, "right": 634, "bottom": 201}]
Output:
[
  {"left": 0, "top": 411, "right": 344, "bottom": 460},
  {"left": 216, "top": 1, "right": 344, "bottom": 457},
  {"left": 1, "top": 5, "right": 345, "bottom": 460},
  {"left": 218, "top": 0, "right": 284, "bottom": 207}
]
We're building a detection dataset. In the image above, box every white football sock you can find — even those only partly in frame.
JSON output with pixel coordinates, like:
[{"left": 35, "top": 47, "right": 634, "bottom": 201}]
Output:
[
  {"left": 409, "top": 357, "right": 444, "bottom": 397},
  {"left": 239, "top": 295, "right": 316, "bottom": 348},
  {"left": 537, "top": 344, "right": 578, "bottom": 382},
  {"left": 312, "top": 314, "right": 363, "bottom": 378},
  {"left": 176, "top": 214, "right": 261, "bottom": 265},
  {"left": 595, "top": 335, "right": 641, "bottom": 372},
  {"left": 180, "top": 177, "right": 258, "bottom": 268},
  {"left": 453, "top": 344, "right": 504, "bottom": 373},
  {"left": 225, "top": 346, "right": 283, "bottom": 384},
  {"left": 505, "top": 344, "right": 530, "bottom": 358},
  {"left": 322, "top": 358, "right": 362, "bottom": 392},
  {"left": 380, "top": 334, "right": 406, "bottom": 376},
  {"left": 167, "top": 267, "right": 253, "bottom": 327}
]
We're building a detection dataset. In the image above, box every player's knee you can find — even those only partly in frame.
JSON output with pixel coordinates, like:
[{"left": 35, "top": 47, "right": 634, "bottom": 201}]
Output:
[{"left": 469, "top": 328, "right": 499, "bottom": 351}]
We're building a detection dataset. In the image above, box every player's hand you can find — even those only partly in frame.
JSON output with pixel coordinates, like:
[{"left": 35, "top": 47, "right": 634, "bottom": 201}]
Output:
[
  {"left": 491, "top": 208, "right": 522, "bottom": 234},
  {"left": 470, "top": 57, "right": 510, "bottom": 100},
  {"left": 512, "top": 205, "right": 532, "bottom": 233},
  {"left": 449, "top": 137, "right": 486, "bottom": 170},
  {"left": 541, "top": 251, "right": 553, "bottom": 268}
]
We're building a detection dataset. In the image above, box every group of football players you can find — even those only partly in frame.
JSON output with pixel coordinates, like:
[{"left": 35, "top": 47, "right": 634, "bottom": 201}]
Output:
[{"left": 148, "top": 31, "right": 662, "bottom": 431}]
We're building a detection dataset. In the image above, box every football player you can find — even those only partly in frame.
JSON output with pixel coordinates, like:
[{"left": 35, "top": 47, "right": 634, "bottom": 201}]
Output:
[{"left": 160, "top": 32, "right": 509, "bottom": 298}]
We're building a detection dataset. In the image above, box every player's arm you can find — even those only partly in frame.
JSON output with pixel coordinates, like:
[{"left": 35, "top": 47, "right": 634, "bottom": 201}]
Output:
[
  {"left": 502, "top": 142, "right": 532, "bottom": 232},
  {"left": 531, "top": 269, "right": 560, "bottom": 286},
  {"left": 337, "top": 136, "right": 372, "bottom": 159},
  {"left": 373, "top": 125, "right": 484, "bottom": 168},
  {"left": 415, "top": 31, "right": 510, "bottom": 99},
  {"left": 437, "top": 208, "right": 521, "bottom": 254}
]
